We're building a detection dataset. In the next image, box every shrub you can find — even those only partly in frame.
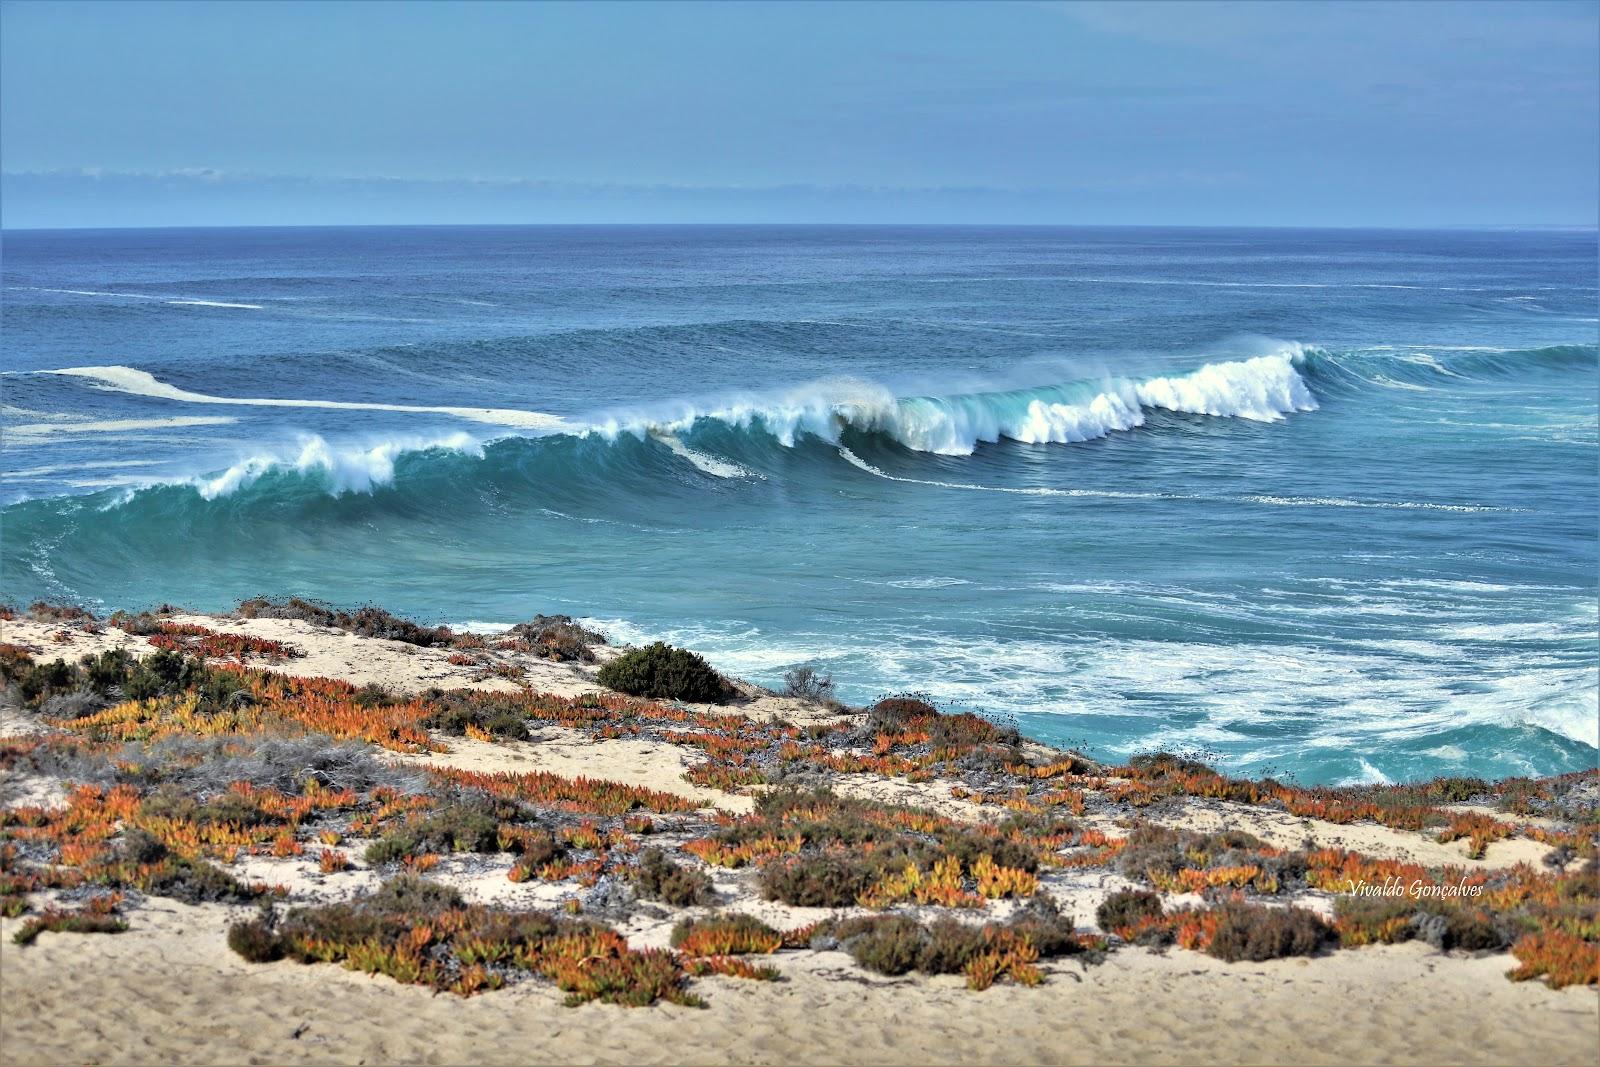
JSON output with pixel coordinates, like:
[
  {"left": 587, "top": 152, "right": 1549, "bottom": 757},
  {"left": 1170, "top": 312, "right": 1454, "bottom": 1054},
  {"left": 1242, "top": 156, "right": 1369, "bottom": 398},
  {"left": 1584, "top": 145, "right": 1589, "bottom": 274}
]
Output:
[
  {"left": 237, "top": 598, "right": 456, "bottom": 647},
  {"left": 597, "top": 643, "right": 730, "bottom": 704},
  {"left": 782, "top": 666, "right": 835, "bottom": 703},
  {"left": 13, "top": 909, "right": 127, "bottom": 946},
  {"left": 843, "top": 915, "right": 925, "bottom": 976},
  {"left": 1097, "top": 888, "right": 1165, "bottom": 935},
  {"left": 825, "top": 904, "right": 1086, "bottom": 984},
  {"left": 228, "top": 918, "right": 285, "bottom": 962},
  {"left": 1128, "top": 751, "right": 1216, "bottom": 777},
  {"left": 758, "top": 852, "right": 878, "bottom": 908},
  {"left": 137, "top": 856, "right": 263, "bottom": 904},
  {"left": 507, "top": 616, "right": 606, "bottom": 663},
  {"left": 939, "top": 828, "right": 1041, "bottom": 875},
  {"left": 422, "top": 697, "right": 531, "bottom": 742},
  {"left": 1116, "top": 824, "right": 1185, "bottom": 881},
  {"left": 914, "top": 918, "right": 989, "bottom": 973},
  {"left": 1332, "top": 895, "right": 1515, "bottom": 952},
  {"left": 117, "top": 828, "right": 171, "bottom": 865},
  {"left": 367, "top": 874, "right": 465, "bottom": 913},
  {"left": 1203, "top": 901, "right": 1331, "bottom": 963},
  {"left": 142, "top": 733, "right": 424, "bottom": 796},
  {"left": 510, "top": 829, "right": 565, "bottom": 870},
  {"left": 364, "top": 804, "right": 503, "bottom": 865},
  {"left": 671, "top": 914, "right": 782, "bottom": 956},
  {"left": 867, "top": 694, "right": 940, "bottom": 731},
  {"left": 1005, "top": 895, "right": 1083, "bottom": 957},
  {"left": 26, "top": 602, "right": 97, "bottom": 626},
  {"left": 237, "top": 877, "right": 702, "bottom": 1006},
  {"left": 630, "top": 847, "right": 715, "bottom": 907}
]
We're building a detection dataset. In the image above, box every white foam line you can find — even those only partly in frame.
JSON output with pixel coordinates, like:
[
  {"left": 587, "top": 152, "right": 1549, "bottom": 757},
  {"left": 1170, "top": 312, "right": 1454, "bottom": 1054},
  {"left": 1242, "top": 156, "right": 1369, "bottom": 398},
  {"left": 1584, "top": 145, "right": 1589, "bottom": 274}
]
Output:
[
  {"left": 1241, "top": 494, "right": 1515, "bottom": 513},
  {"left": 48, "top": 365, "right": 569, "bottom": 431},
  {"left": 15, "top": 287, "right": 262, "bottom": 307},
  {"left": 14, "top": 287, "right": 161, "bottom": 299},
  {"left": 6, "top": 415, "right": 240, "bottom": 438},
  {"left": 650, "top": 432, "right": 762, "bottom": 479},
  {"left": 837, "top": 447, "right": 1171, "bottom": 500},
  {"left": 837, "top": 448, "right": 1514, "bottom": 512}
]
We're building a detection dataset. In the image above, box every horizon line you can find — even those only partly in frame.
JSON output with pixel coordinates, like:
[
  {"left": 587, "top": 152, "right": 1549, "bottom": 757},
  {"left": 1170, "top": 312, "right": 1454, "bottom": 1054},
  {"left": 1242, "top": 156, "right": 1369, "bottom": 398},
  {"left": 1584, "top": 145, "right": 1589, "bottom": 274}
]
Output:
[{"left": 5, "top": 221, "right": 1597, "bottom": 234}]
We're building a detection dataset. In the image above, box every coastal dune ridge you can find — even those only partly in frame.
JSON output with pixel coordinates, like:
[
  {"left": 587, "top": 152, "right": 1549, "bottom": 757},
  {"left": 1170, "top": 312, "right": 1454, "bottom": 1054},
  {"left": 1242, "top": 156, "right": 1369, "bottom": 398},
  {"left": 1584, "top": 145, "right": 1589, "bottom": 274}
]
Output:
[{"left": 0, "top": 601, "right": 1594, "bottom": 1066}]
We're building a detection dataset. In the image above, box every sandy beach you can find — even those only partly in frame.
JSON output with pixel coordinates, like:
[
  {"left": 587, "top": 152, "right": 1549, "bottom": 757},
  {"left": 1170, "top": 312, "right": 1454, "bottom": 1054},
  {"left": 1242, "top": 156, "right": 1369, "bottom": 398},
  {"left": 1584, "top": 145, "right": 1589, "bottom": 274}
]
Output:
[{"left": 1, "top": 607, "right": 1595, "bottom": 1066}]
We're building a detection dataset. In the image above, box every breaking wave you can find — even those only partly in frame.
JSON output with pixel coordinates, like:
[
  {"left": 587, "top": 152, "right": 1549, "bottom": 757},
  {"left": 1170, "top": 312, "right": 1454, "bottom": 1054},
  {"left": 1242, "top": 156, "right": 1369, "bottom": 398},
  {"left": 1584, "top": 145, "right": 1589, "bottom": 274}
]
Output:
[{"left": 14, "top": 341, "right": 1590, "bottom": 511}]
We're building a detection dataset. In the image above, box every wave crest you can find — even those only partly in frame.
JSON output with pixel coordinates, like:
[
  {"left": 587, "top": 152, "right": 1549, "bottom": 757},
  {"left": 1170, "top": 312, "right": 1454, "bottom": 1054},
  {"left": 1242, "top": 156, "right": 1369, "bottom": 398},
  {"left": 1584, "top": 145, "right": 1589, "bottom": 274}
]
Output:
[
  {"left": 597, "top": 345, "right": 1317, "bottom": 456},
  {"left": 195, "top": 433, "right": 482, "bottom": 499}
]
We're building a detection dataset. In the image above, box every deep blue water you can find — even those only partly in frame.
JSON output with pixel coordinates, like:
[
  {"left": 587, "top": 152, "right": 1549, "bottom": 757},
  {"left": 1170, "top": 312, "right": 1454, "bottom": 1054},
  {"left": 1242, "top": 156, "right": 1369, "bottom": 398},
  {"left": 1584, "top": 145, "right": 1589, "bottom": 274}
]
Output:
[{"left": 3, "top": 225, "right": 1596, "bottom": 785}]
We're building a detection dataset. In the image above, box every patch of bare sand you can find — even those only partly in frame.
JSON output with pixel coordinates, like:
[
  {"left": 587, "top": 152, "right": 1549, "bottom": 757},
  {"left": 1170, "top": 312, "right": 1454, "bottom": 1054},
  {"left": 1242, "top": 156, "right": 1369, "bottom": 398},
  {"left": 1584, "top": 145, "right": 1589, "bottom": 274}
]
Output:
[
  {"left": 1121, "top": 796, "right": 1553, "bottom": 868},
  {"left": 393, "top": 727, "right": 753, "bottom": 813},
  {"left": 1, "top": 900, "right": 1594, "bottom": 1067}
]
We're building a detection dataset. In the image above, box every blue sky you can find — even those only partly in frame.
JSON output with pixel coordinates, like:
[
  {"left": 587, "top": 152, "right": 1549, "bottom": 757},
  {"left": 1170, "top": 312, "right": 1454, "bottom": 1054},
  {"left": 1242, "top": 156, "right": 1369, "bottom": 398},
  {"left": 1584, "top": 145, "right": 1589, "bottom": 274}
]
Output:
[{"left": 2, "top": 0, "right": 1596, "bottom": 228}]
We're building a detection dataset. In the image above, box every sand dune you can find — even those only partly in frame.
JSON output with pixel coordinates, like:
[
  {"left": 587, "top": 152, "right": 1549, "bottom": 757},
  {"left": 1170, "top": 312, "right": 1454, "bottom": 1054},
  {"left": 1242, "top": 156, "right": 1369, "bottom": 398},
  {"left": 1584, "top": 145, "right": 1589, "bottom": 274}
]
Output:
[{"left": 1, "top": 610, "right": 1595, "bottom": 1066}]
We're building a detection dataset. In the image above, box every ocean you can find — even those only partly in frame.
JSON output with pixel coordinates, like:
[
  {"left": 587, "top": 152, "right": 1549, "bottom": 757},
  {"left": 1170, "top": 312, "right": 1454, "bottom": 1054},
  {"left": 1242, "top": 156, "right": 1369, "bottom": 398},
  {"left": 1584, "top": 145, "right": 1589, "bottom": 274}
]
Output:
[{"left": 3, "top": 224, "right": 1596, "bottom": 785}]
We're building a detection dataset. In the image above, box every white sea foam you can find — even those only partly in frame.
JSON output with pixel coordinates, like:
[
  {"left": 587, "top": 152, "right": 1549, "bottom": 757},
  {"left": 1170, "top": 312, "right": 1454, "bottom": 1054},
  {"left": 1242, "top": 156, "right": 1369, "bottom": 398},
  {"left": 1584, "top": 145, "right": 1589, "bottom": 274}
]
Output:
[
  {"left": 839, "top": 447, "right": 1506, "bottom": 513},
  {"left": 1337, "top": 760, "right": 1396, "bottom": 787},
  {"left": 14, "top": 287, "right": 263, "bottom": 308},
  {"left": 592, "top": 346, "right": 1318, "bottom": 457},
  {"left": 19, "top": 287, "right": 159, "bottom": 299},
  {"left": 6, "top": 414, "right": 240, "bottom": 438},
  {"left": 582, "top": 615, "right": 1600, "bottom": 756},
  {"left": 836, "top": 446, "right": 1172, "bottom": 500},
  {"left": 649, "top": 432, "right": 761, "bottom": 479},
  {"left": 193, "top": 432, "right": 481, "bottom": 499},
  {"left": 48, "top": 365, "right": 569, "bottom": 430}
]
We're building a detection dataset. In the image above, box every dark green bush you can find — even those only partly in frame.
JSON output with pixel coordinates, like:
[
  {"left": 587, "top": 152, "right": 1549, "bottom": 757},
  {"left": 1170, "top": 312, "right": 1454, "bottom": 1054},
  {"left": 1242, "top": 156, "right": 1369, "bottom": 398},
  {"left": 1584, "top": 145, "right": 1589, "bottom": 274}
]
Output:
[
  {"left": 1096, "top": 888, "right": 1165, "bottom": 933},
  {"left": 1203, "top": 901, "right": 1331, "bottom": 962},
  {"left": 364, "top": 804, "right": 503, "bottom": 865},
  {"left": 26, "top": 602, "right": 97, "bottom": 625},
  {"left": 939, "top": 827, "right": 1041, "bottom": 874},
  {"left": 757, "top": 852, "right": 878, "bottom": 908},
  {"left": 368, "top": 874, "right": 465, "bottom": 913},
  {"left": 116, "top": 828, "right": 172, "bottom": 865},
  {"left": 1332, "top": 896, "right": 1514, "bottom": 952},
  {"left": 597, "top": 642, "right": 730, "bottom": 704},
  {"left": 1116, "top": 824, "right": 1184, "bottom": 881},
  {"left": 422, "top": 697, "right": 531, "bottom": 741},
  {"left": 134, "top": 856, "right": 261, "bottom": 904},
  {"left": 914, "top": 918, "right": 988, "bottom": 974},
  {"left": 1006, "top": 895, "right": 1083, "bottom": 957},
  {"left": 227, "top": 918, "right": 285, "bottom": 962},
  {"left": 843, "top": 915, "right": 924, "bottom": 975},
  {"left": 631, "top": 847, "right": 715, "bottom": 907},
  {"left": 513, "top": 829, "right": 565, "bottom": 870},
  {"left": 138, "top": 787, "right": 276, "bottom": 830}
]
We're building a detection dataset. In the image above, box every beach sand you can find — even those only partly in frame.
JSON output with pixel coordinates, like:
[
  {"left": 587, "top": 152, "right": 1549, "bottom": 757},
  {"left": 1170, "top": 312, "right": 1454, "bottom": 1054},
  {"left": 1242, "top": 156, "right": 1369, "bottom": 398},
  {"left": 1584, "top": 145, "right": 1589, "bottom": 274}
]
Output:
[{"left": 2, "top": 898, "right": 1595, "bottom": 1066}]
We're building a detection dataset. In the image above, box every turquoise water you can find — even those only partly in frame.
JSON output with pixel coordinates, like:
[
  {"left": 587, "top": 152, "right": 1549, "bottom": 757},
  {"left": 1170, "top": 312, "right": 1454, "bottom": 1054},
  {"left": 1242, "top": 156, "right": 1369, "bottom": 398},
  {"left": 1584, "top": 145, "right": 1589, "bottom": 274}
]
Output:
[{"left": 3, "top": 225, "right": 1596, "bottom": 784}]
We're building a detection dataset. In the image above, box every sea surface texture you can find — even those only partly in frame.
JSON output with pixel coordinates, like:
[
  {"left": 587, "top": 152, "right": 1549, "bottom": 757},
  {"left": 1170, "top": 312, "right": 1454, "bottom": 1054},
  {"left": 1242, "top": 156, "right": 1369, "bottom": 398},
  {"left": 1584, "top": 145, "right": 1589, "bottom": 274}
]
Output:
[{"left": 3, "top": 225, "right": 1596, "bottom": 784}]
